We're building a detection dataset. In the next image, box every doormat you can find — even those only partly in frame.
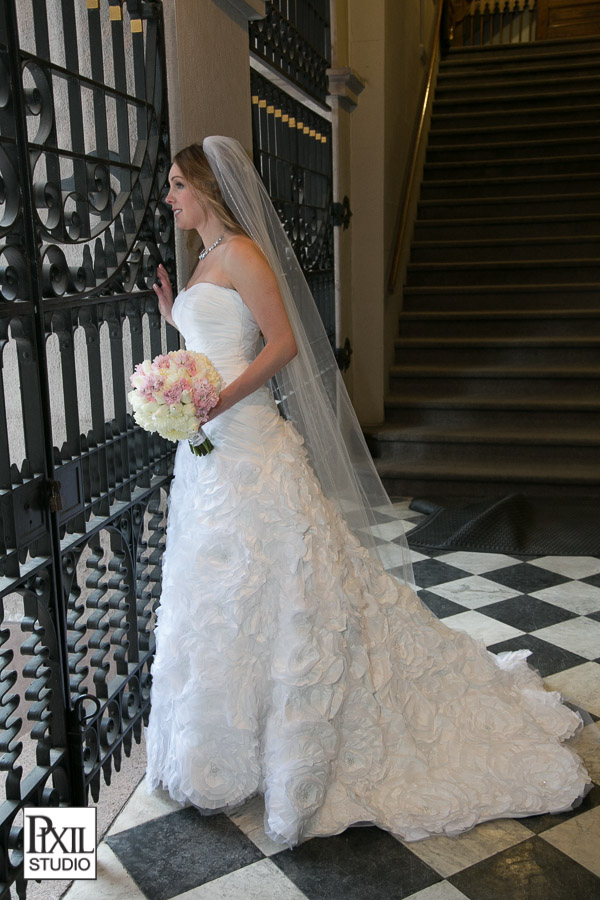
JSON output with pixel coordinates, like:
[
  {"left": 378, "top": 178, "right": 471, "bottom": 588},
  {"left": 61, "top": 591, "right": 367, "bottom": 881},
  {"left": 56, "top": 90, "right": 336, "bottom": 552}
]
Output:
[{"left": 406, "top": 493, "right": 600, "bottom": 557}]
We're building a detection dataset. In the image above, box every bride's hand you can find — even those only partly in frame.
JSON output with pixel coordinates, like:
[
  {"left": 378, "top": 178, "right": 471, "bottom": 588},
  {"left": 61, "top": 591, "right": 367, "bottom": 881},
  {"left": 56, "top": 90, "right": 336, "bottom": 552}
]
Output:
[{"left": 153, "top": 264, "right": 176, "bottom": 326}]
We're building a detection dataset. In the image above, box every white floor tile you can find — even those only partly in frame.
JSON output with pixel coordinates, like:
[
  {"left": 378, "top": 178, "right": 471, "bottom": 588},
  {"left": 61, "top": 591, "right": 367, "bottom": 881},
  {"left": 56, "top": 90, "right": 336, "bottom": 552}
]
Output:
[
  {"left": 177, "top": 859, "right": 308, "bottom": 899},
  {"left": 530, "top": 557, "right": 600, "bottom": 580},
  {"left": 370, "top": 520, "right": 415, "bottom": 540},
  {"left": 410, "top": 549, "right": 430, "bottom": 564},
  {"left": 407, "top": 883, "right": 471, "bottom": 900},
  {"left": 542, "top": 806, "right": 600, "bottom": 877},
  {"left": 573, "top": 723, "right": 600, "bottom": 784},
  {"left": 426, "top": 575, "right": 522, "bottom": 609},
  {"left": 441, "top": 610, "right": 523, "bottom": 645},
  {"left": 435, "top": 552, "right": 520, "bottom": 575},
  {"left": 530, "top": 581, "right": 600, "bottom": 616},
  {"left": 227, "top": 795, "right": 283, "bottom": 857},
  {"left": 402, "top": 818, "right": 531, "bottom": 878},
  {"left": 544, "top": 662, "right": 600, "bottom": 718},
  {"left": 378, "top": 542, "right": 413, "bottom": 570},
  {"left": 63, "top": 842, "right": 146, "bottom": 900},
  {"left": 532, "top": 617, "right": 600, "bottom": 661},
  {"left": 107, "top": 776, "right": 184, "bottom": 836}
]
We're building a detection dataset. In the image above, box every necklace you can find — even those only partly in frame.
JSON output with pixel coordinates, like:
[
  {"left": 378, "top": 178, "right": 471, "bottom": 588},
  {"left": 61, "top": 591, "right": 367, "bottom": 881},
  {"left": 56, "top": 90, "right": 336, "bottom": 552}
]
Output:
[{"left": 198, "top": 234, "right": 224, "bottom": 261}]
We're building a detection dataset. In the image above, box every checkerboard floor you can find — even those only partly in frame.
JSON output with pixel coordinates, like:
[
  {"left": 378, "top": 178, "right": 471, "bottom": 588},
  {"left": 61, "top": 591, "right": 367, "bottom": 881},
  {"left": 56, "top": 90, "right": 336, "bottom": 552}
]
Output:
[{"left": 64, "top": 500, "right": 600, "bottom": 900}]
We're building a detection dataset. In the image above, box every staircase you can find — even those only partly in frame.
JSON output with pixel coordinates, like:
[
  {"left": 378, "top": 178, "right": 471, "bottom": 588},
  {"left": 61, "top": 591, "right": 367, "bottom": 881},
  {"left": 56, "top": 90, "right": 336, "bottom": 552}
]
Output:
[{"left": 368, "top": 36, "right": 600, "bottom": 501}]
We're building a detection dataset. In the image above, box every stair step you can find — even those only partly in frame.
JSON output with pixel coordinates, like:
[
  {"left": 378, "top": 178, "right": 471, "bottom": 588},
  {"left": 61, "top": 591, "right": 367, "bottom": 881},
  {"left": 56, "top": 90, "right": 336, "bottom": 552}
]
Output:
[
  {"left": 366, "top": 424, "right": 599, "bottom": 446},
  {"left": 402, "top": 284, "right": 600, "bottom": 312},
  {"left": 365, "top": 425, "right": 600, "bottom": 466},
  {"left": 374, "top": 459, "right": 600, "bottom": 501},
  {"left": 435, "top": 72, "right": 600, "bottom": 100},
  {"left": 383, "top": 396, "right": 600, "bottom": 430},
  {"left": 431, "top": 103, "right": 600, "bottom": 130},
  {"left": 429, "top": 120, "right": 600, "bottom": 147},
  {"left": 392, "top": 338, "right": 600, "bottom": 367},
  {"left": 411, "top": 236, "right": 600, "bottom": 264},
  {"left": 389, "top": 369, "right": 600, "bottom": 400},
  {"left": 397, "top": 309, "right": 600, "bottom": 339},
  {"left": 406, "top": 258, "right": 600, "bottom": 287},
  {"left": 427, "top": 134, "right": 599, "bottom": 162},
  {"left": 418, "top": 194, "right": 600, "bottom": 219},
  {"left": 438, "top": 58, "right": 600, "bottom": 83},
  {"left": 441, "top": 37, "right": 600, "bottom": 64},
  {"left": 433, "top": 87, "right": 600, "bottom": 115},
  {"left": 413, "top": 213, "right": 599, "bottom": 241},
  {"left": 420, "top": 173, "right": 599, "bottom": 201},
  {"left": 424, "top": 154, "right": 600, "bottom": 182}
]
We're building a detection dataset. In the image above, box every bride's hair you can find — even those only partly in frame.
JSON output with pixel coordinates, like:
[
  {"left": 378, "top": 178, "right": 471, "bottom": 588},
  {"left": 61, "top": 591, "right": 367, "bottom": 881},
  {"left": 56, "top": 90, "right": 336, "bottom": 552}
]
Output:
[{"left": 173, "top": 143, "right": 247, "bottom": 238}]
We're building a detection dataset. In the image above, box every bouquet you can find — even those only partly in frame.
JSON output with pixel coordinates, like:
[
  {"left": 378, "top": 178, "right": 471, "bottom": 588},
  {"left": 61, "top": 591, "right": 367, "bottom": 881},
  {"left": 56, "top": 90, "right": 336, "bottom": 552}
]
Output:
[{"left": 128, "top": 350, "right": 222, "bottom": 456}]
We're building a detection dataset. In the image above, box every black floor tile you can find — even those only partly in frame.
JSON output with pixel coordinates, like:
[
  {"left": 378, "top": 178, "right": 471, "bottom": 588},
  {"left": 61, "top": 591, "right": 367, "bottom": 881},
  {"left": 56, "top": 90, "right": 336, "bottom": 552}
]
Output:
[
  {"left": 587, "top": 610, "right": 600, "bottom": 623},
  {"left": 449, "top": 836, "right": 600, "bottom": 900},
  {"left": 519, "top": 783, "right": 600, "bottom": 835},
  {"left": 485, "top": 563, "right": 569, "bottom": 594},
  {"left": 582, "top": 572, "right": 600, "bottom": 588},
  {"left": 271, "top": 827, "right": 441, "bottom": 900},
  {"left": 412, "top": 558, "right": 470, "bottom": 589},
  {"left": 418, "top": 589, "right": 468, "bottom": 619},
  {"left": 480, "top": 595, "right": 577, "bottom": 633},
  {"left": 487, "top": 633, "right": 588, "bottom": 678},
  {"left": 106, "top": 808, "right": 263, "bottom": 900}
]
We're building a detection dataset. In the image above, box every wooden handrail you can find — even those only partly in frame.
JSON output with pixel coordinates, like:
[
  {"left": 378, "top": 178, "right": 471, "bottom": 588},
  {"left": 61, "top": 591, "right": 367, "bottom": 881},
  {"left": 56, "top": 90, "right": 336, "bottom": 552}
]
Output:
[{"left": 387, "top": 0, "right": 446, "bottom": 294}]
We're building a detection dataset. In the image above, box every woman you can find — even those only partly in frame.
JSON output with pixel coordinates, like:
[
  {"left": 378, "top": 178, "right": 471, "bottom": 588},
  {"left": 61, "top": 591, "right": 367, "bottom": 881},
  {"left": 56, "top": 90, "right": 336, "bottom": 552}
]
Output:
[{"left": 145, "top": 137, "right": 589, "bottom": 847}]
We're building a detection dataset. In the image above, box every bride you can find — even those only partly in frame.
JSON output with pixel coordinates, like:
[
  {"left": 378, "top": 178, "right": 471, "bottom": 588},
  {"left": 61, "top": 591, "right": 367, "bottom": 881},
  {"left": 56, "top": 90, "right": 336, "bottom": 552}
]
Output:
[{"left": 145, "top": 136, "right": 589, "bottom": 847}]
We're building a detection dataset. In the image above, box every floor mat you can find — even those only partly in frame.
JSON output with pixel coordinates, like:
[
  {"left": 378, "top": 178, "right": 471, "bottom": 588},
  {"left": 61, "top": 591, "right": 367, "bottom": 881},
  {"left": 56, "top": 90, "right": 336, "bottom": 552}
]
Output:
[{"left": 407, "top": 493, "right": 600, "bottom": 557}]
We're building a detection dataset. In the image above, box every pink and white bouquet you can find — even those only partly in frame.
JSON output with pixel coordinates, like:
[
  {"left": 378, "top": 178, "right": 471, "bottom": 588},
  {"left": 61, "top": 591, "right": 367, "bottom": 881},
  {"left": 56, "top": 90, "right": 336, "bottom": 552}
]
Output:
[{"left": 128, "top": 350, "right": 222, "bottom": 455}]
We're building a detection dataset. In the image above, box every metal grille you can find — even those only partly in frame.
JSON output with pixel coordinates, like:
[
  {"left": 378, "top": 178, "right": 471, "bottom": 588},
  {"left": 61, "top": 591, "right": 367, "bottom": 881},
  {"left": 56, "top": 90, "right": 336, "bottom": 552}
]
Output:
[
  {"left": 249, "top": 0, "right": 331, "bottom": 104},
  {"left": 250, "top": 69, "right": 334, "bottom": 343},
  {"left": 0, "top": 0, "right": 175, "bottom": 893}
]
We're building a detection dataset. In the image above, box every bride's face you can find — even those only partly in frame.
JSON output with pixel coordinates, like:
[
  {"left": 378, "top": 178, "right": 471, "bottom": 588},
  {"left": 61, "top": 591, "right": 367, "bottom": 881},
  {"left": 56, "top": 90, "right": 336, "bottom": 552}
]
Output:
[{"left": 166, "top": 163, "right": 207, "bottom": 231}]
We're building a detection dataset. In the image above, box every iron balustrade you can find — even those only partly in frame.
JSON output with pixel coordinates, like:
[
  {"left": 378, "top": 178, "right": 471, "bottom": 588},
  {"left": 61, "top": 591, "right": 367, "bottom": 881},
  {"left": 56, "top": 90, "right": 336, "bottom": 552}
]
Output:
[
  {"left": 453, "top": 0, "right": 538, "bottom": 46},
  {"left": 0, "top": 1, "right": 175, "bottom": 895},
  {"left": 249, "top": 0, "right": 331, "bottom": 104}
]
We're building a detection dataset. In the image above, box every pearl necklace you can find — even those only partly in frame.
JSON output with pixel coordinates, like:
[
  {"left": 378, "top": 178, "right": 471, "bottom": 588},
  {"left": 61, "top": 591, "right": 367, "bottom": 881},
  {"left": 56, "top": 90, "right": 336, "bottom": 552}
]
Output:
[{"left": 198, "top": 234, "right": 224, "bottom": 261}]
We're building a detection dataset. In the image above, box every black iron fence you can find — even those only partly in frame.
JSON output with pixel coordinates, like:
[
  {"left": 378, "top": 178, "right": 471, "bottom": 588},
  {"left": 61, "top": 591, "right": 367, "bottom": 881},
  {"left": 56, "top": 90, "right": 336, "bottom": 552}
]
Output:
[
  {"left": 249, "top": 0, "right": 330, "bottom": 104},
  {"left": 0, "top": 0, "right": 175, "bottom": 894},
  {"left": 250, "top": 68, "right": 334, "bottom": 344}
]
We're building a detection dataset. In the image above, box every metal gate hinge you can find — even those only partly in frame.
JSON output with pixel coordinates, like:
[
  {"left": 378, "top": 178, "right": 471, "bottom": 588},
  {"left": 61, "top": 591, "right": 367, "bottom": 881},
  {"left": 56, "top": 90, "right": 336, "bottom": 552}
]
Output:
[
  {"left": 46, "top": 478, "right": 63, "bottom": 513},
  {"left": 335, "top": 337, "right": 352, "bottom": 372},
  {"left": 332, "top": 196, "right": 352, "bottom": 229}
]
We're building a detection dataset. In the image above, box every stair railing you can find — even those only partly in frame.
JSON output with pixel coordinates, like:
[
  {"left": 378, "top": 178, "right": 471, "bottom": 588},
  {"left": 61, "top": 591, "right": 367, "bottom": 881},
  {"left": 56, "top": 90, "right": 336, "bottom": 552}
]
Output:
[
  {"left": 454, "top": 0, "right": 537, "bottom": 46},
  {"left": 387, "top": 0, "right": 446, "bottom": 294}
]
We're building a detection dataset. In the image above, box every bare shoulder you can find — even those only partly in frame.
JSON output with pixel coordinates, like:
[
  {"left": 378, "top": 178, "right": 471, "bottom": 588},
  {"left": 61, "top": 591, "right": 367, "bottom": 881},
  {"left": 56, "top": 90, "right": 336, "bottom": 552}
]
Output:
[{"left": 222, "top": 234, "right": 277, "bottom": 287}]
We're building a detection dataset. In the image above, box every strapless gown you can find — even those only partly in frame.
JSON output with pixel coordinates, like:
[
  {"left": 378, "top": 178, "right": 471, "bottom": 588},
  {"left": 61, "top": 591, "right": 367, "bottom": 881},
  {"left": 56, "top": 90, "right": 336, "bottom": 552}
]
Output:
[{"left": 145, "top": 282, "right": 589, "bottom": 846}]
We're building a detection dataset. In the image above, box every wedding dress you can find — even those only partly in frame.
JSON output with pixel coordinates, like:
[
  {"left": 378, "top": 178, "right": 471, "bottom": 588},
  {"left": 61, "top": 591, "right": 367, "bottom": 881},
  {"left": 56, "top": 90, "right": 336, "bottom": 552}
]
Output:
[{"left": 145, "top": 281, "right": 589, "bottom": 847}]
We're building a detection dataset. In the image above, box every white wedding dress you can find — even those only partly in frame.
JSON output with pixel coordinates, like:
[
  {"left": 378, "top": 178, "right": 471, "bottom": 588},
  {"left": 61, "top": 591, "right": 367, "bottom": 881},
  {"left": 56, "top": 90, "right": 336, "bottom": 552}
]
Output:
[{"left": 145, "top": 282, "right": 589, "bottom": 846}]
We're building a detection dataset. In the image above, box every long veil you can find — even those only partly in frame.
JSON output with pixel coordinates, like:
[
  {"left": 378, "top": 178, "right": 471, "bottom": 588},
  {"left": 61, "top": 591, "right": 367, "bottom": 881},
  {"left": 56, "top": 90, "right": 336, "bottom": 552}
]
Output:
[{"left": 203, "top": 136, "right": 413, "bottom": 587}]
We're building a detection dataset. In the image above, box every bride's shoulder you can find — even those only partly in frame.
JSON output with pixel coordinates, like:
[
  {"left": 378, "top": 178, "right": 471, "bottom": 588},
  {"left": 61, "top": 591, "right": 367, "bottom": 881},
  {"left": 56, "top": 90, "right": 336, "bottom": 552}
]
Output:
[{"left": 223, "top": 234, "right": 272, "bottom": 277}]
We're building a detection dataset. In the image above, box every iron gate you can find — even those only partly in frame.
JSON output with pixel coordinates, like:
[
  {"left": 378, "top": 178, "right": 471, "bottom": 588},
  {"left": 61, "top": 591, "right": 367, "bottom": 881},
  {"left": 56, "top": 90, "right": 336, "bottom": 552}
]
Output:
[{"left": 0, "top": 0, "right": 176, "bottom": 895}]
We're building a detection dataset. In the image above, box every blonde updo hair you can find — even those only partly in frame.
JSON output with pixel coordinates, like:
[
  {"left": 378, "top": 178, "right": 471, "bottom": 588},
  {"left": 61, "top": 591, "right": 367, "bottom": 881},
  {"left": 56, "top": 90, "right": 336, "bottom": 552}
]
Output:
[{"left": 173, "top": 143, "right": 247, "bottom": 241}]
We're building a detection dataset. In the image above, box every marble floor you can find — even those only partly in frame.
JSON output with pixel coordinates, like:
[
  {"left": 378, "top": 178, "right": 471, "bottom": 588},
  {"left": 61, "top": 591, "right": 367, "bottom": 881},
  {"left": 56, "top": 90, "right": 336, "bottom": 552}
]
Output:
[{"left": 61, "top": 500, "right": 600, "bottom": 900}]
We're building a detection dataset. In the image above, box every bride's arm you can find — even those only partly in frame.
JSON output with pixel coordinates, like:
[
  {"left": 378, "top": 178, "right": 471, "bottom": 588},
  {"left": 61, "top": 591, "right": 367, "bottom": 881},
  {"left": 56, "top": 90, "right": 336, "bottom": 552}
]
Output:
[{"left": 208, "top": 238, "right": 297, "bottom": 419}]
